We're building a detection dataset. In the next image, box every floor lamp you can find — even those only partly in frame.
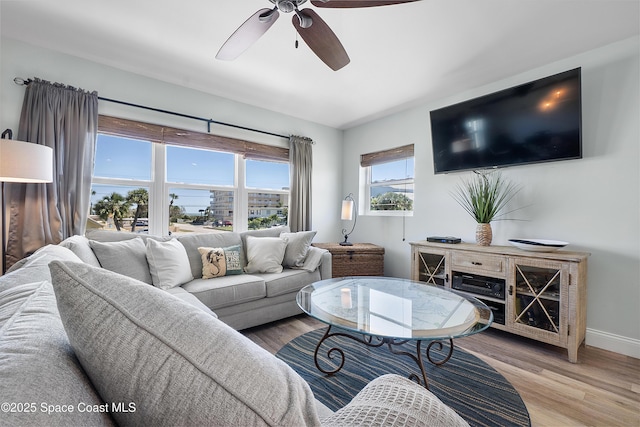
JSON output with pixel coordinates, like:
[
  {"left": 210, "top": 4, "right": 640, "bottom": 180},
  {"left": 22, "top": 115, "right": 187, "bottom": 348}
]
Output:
[{"left": 0, "top": 130, "right": 53, "bottom": 273}]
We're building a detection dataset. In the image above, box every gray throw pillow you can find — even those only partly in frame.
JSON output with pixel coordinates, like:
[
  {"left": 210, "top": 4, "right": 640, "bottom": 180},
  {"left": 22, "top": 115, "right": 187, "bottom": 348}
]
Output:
[
  {"left": 244, "top": 236, "right": 287, "bottom": 274},
  {"left": 145, "top": 239, "right": 193, "bottom": 289},
  {"left": 281, "top": 231, "right": 317, "bottom": 268},
  {"left": 48, "top": 261, "right": 321, "bottom": 427},
  {"left": 89, "top": 237, "right": 152, "bottom": 284},
  {"left": 59, "top": 235, "right": 101, "bottom": 267}
]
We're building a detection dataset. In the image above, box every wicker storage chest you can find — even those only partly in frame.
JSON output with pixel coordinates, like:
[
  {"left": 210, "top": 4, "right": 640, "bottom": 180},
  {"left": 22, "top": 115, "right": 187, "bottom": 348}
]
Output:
[{"left": 313, "top": 243, "right": 384, "bottom": 278}]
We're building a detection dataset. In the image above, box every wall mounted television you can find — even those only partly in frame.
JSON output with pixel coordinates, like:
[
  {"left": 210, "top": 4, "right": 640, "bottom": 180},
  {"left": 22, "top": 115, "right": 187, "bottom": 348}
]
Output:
[{"left": 430, "top": 68, "right": 582, "bottom": 174}]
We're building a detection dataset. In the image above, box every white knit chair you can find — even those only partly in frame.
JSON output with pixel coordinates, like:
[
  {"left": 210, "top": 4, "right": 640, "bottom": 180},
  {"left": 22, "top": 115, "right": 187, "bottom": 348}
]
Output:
[{"left": 320, "top": 374, "right": 470, "bottom": 427}]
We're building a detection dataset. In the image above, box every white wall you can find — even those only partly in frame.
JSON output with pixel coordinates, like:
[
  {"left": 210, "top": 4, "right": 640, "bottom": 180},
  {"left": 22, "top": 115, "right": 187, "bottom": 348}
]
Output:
[
  {"left": 0, "top": 37, "right": 344, "bottom": 243},
  {"left": 342, "top": 37, "right": 640, "bottom": 357}
]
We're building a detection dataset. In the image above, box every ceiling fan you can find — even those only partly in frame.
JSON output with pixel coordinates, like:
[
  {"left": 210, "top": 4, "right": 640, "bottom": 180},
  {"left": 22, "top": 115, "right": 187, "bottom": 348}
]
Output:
[{"left": 216, "top": 0, "right": 420, "bottom": 71}]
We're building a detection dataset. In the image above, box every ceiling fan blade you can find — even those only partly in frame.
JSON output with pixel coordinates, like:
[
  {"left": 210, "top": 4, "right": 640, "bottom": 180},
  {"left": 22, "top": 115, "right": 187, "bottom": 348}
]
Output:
[
  {"left": 216, "top": 8, "right": 279, "bottom": 61},
  {"left": 311, "top": 0, "right": 420, "bottom": 7},
  {"left": 292, "top": 9, "right": 350, "bottom": 71}
]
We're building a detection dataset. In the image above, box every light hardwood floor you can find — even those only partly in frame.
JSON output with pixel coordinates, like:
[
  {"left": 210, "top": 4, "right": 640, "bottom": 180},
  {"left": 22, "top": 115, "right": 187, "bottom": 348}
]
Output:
[{"left": 243, "top": 315, "right": 640, "bottom": 427}]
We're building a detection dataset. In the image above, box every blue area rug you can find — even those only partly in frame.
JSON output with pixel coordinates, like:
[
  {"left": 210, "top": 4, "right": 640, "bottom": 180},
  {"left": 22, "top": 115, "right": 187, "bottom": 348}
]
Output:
[{"left": 276, "top": 328, "right": 530, "bottom": 427}]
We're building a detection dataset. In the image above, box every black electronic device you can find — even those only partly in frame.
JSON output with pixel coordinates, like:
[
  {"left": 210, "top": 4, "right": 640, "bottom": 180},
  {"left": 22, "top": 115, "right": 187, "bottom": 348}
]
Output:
[
  {"left": 452, "top": 273, "right": 506, "bottom": 300},
  {"left": 426, "top": 236, "right": 461, "bottom": 244},
  {"left": 430, "top": 68, "right": 582, "bottom": 174}
]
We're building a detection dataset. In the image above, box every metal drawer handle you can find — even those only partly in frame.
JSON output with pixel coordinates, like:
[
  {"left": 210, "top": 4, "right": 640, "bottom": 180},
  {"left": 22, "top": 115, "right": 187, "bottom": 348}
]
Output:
[{"left": 472, "top": 261, "right": 483, "bottom": 266}]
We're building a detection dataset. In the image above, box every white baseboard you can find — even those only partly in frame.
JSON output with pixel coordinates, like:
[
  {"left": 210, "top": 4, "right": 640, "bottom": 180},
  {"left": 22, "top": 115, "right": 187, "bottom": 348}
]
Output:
[{"left": 586, "top": 328, "right": 640, "bottom": 359}]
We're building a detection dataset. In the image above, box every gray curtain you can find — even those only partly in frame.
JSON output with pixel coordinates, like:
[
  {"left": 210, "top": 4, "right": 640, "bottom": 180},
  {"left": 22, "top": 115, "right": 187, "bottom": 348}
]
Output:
[
  {"left": 5, "top": 78, "right": 98, "bottom": 268},
  {"left": 288, "top": 135, "right": 313, "bottom": 232}
]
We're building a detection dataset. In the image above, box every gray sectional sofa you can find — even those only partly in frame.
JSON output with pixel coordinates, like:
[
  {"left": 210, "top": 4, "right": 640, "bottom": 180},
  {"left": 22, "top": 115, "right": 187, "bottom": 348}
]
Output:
[
  {"left": 65, "top": 225, "right": 331, "bottom": 330},
  {"left": 0, "top": 226, "right": 470, "bottom": 426}
]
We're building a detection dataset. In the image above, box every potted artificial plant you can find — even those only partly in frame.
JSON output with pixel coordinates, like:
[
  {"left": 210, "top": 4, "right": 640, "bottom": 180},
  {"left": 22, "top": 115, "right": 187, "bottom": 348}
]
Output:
[{"left": 451, "top": 171, "right": 521, "bottom": 246}]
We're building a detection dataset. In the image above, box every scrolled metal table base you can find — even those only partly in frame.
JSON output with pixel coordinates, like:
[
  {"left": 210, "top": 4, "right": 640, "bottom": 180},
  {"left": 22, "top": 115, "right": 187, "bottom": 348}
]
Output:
[{"left": 313, "top": 325, "right": 454, "bottom": 389}]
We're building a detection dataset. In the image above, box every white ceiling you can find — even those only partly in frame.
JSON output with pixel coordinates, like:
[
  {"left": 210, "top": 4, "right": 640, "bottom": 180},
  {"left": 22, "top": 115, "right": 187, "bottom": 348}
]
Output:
[{"left": 1, "top": 0, "right": 639, "bottom": 129}]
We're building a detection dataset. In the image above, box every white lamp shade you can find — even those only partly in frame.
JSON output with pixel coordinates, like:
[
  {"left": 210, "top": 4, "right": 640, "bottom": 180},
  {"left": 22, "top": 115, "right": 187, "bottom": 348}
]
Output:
[
  {"left": 341, "top": 199, "right": 354, "bottom": 221},
  {"left": 0, "top": 139, "right": 53, "bottom": 183}
]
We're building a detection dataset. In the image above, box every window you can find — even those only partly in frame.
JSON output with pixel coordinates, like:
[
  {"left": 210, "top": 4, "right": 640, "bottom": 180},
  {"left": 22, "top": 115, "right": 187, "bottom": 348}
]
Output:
[
  {"left": 91, "top": 116, "right": 290, "bottom": 235},
  {"left": 361, "top": 144, "right": 414, "bottom": 215},
  {"left": 246, "top": 159, "right": 289, "bottom": 229}
]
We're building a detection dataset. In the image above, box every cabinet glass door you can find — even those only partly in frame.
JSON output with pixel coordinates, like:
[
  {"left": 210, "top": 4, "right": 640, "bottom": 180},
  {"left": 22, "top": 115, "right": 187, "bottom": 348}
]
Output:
[
  {"left": 417, "top": 251, "right": 447, "bottom": 287},
  {"left": 512, "top": 261, "right": 567, "bottom": 341}
]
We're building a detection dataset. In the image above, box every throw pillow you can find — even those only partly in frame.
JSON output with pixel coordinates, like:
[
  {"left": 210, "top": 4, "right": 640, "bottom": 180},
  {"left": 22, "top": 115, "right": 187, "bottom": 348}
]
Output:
[
  {"left": 59, "top": 235, "right": 102, "bottom": 267},
  {"left": 280, "top": 231, "right": 317, "bottom": 268},
  {"left": 48, "top": 261, "right": 320, "bottom": 427},
  {"left": 145, "top": 239, "right": 194, "bottom": 290},
  {"left": 244, "top": 236, "right": 287, "bottom": 274},
  {"left": 198, "top": 245, "right": 243, "bottom": 279},
  {"left": 89, "top": 237, "right": 152, "bottom": 284}
]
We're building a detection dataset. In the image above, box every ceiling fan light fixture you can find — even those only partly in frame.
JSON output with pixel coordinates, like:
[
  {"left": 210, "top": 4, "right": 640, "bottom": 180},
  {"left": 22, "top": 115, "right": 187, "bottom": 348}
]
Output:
[{"left": 277, "top": 1, "right": 296, "bottom": 13}]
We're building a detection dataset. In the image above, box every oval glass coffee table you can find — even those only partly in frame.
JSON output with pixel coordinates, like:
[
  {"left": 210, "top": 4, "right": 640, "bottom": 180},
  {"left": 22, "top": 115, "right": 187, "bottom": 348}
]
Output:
[{"left": 297, "top": 276, "right": 493, "bottom": 389}]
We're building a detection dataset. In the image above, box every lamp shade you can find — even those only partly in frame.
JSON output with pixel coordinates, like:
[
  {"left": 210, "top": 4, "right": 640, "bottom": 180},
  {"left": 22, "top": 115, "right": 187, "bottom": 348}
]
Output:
[
  {"left": 0, "top": 139, "right": 53, "bottom": 183},
  {"left": 341, "top": 199, "right": 354, "bottom": 221}
]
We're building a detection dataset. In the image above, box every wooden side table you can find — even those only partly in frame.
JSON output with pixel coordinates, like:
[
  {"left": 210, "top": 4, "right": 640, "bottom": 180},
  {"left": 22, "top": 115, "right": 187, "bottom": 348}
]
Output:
[{"left": 312, "top": 243, "right": 384, "bottom": 278}]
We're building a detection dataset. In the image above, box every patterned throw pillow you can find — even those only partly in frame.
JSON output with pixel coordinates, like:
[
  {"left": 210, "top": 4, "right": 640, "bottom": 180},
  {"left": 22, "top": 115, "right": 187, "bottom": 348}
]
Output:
[{"left": 198, "top": 245, "right": 243, "bottom": 279}]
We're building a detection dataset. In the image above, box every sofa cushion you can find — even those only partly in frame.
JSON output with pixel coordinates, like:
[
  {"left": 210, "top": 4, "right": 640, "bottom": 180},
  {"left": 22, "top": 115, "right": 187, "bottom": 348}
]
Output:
[
  {"left": 177, "top": 232, "right": 243, "bottom": 279},
  {"left": 281, "top": 231, "right": 317, "bottom": 268},
  {"left": 89, "top": 237, "right": 153, "bottom": 284},
  {"left": 164, "top": 287, "right": 218, "bottom": 318},
  {"left": 0, "top": 280, "right": 114, "bottom": 426},
  {"left": 59, "top": 234, "right": 102, "bottom": 267},
  {"left": 320, "top": 374, "right": 469, "bottom": 426},
  {"left": 181, "top": 275, "right": 266, "bottom": 309},
  {"left": 198, "top": 245, "right": 243, "bottom": 278},
  {"left": 48, "top": 261, "right": 320, "bottom": 427},
  {"left": 257, "top": 268, "right": 322, "bottom": 298},
  {"left": 145, "top": 239, "right": 193, "bottom": 289},
  {"left": 244, "top": 236, "right": 287, "bottom": 274}
]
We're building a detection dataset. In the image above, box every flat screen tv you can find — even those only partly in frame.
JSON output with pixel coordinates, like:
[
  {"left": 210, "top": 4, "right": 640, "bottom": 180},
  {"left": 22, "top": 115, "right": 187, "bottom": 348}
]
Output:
[{"left": 430, "top": 68, "right": 582, "bottom": 174}]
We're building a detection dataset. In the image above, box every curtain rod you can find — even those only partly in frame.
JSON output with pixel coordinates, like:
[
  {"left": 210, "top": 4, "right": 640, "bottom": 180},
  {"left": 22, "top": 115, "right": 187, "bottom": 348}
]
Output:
[{"left": 13, "top": 77, "right": 290, "bottom": 140}]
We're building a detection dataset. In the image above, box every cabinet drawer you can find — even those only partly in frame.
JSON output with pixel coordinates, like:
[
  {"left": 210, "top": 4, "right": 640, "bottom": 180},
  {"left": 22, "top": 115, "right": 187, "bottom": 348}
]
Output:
[{"left": 452, "top": 252, "right": 506, "bottom": 274}]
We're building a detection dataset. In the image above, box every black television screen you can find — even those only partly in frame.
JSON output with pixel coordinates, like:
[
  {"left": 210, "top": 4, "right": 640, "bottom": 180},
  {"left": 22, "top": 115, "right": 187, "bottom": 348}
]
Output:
[{"left": 430, "top": 68, "right": 582, "bottom": 174}]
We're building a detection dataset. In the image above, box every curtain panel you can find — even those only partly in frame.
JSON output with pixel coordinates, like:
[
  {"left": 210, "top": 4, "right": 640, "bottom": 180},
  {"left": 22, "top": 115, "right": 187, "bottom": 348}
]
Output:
[
  {"left": 288, "top": 136, "right": 313, "bottom": 232},
  {"left": 5, "top": 79, "right": 98, "bottom": 268}
]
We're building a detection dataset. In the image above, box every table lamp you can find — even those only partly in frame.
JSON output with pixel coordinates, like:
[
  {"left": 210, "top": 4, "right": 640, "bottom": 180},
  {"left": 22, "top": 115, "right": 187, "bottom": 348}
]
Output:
[
  {"left": 0, "top": 129, "right": 53, "bottom": 273},
  {"left": 339, "top": 193, "right": 357, "bottom": 246}
]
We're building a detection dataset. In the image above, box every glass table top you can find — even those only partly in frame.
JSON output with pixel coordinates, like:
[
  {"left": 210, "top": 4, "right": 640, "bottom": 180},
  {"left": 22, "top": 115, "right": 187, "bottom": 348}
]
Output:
[{"left": 297, "top": 276, "right": 493, "bottom": 341}]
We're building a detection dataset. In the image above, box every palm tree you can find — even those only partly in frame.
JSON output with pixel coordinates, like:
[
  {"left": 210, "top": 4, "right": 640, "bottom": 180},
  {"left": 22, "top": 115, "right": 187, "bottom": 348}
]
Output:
[
  {"left": 127, "top": 188, "right": 149, "bottom": 232},
  {"left": 169, "top": 193, "right": 180, "bottom": 224},
  {"left": 93, "top": 192, "right": 130, "bottom": 231}
]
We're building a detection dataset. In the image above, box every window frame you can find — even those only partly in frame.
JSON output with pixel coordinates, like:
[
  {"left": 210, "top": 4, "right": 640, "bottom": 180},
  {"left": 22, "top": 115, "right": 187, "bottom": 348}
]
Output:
[
  {"left": 93, "top": 115, "right": 290, "bottom": 235},
  {"left": 360, "top": 144, "right": 415, "bottom": 217}
]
